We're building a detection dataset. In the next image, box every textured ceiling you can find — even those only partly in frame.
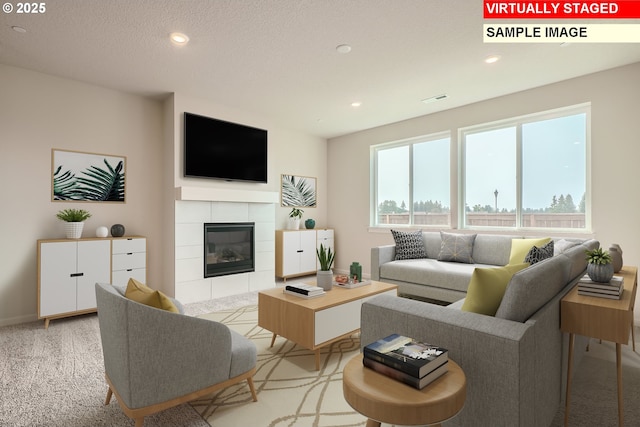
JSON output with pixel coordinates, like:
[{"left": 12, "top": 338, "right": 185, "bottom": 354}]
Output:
[{"left": 1, "top": 0, "right": 639, "bottom": 138}]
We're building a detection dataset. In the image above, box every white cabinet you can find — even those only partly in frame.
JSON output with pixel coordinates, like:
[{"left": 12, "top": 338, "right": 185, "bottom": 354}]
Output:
[
  {"left": 275, "top": 229, "right": 335, "bottom": 280},
  {"left": 111, "top": 237, "right": 146, "bottom": 286},
  {"left": 38, "top": 239, "right": 111, "bottom": 328},
  {"left": 37, "top": 236, "right": 147, "bottom": 328},
  {"left": 275, "top": 230, "right": 317, "bottom": 280},
  {"left": 315, "top": 229, "right": 334, "bottom": 270}
]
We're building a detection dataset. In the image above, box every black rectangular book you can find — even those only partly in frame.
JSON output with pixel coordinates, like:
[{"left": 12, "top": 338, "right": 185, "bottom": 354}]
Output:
[
  {"left": 363, "top": 356, "right": 448, "bottom": 389},
  {"left": 363, "top": 333, "right": 448, "bottom": 378},
  {"left": 285, "top": 284, "right": 324, "bottom": 296}
]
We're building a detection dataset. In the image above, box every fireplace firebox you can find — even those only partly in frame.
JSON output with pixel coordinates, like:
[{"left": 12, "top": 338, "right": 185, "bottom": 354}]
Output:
[{"left": 204, "top": 222, "right": 255, "bottom": 278}]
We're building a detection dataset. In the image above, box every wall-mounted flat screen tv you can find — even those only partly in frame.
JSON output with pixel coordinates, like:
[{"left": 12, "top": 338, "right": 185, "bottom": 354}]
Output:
[{"left": 184, "top": 112, "right": 268, "bottom": 183}]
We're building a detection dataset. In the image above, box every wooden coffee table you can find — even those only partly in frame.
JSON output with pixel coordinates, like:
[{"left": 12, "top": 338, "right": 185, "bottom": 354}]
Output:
[
  {"left": 343, "top": 354, "right": 466, "bottom": 427},
  {"left": 258, "top": 280, "right": 397, "bottom": 370}
]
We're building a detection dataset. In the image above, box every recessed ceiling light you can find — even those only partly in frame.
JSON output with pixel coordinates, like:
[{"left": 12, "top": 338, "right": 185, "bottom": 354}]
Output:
[
  {"left": 485, "top": 55, "right": 501, "bottom": 64},
  {"left": 12, "top": 26, "right": 27, "bottom": 33},
  {"left": 169, "top": 32, "right": 189, "bottom": 45},
  {"left": 336, "top": 44, "right": 352, "bottom": 54},
  {"left": 351, "top": 101, "right": 362, "bottom": 107}
]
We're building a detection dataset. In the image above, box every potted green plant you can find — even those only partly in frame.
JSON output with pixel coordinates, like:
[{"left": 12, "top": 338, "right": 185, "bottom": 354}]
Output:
[
  {"left": 585, "top": 247, "right": 614, "bottom": 283},
  {"left": 56, "top": 208, "right": 91, "bottom": 239},
  {"left": 316, "top": 243, "right": 335, "bottom": 291},
  {"left": 287, "top": 208, "right": 304, "bottom": 230}
]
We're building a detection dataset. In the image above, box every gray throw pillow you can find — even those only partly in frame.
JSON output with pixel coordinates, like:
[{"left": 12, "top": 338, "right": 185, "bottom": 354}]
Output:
[
  {"left": 391, "top": 229, "right": 427, "bottom": 260},
  {"left": 524, "top": 240, "right": 554, "bottom": 265},
  {"left": 438, "top": 231, "right": 476, "bottom": 263}
]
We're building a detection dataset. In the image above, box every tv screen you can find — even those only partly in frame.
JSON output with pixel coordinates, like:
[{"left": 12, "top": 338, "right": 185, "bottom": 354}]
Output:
[{"left": 184, "top": 112, "right": 268, "bottom": 183}]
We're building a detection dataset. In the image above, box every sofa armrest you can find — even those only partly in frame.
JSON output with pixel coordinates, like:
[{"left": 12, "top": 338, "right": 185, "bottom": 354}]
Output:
[
  {"left": 371, "top": 245, "right": 396, "bottom": 280},
  {"left": 361, "top": 294, "right": 537, "bottom": 426}
]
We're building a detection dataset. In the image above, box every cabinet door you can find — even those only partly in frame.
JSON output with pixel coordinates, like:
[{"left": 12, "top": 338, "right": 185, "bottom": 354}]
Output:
[
  {"left": 281, "top": 231, "right": 301, "bottom": 276},
  {"left": 299, "top": 230, "right": 317, "bottom": 273},
  {"left": 39, "top": 242, "right": 78, "bottom": 317},
  {"left": 76, "top": 240, "right": 111, "bottom": 310}
]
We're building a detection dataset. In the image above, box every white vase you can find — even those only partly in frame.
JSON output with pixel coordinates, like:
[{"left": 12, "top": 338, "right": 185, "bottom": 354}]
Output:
[
  {"left": 316, "top": 270, "right": 333, "bottom": 291},
  {"left": 287, "top": 218, "right": 301, "bottom": 230},
  {"left": 64, "top": 222, "right": 84, "bottom": 239}
]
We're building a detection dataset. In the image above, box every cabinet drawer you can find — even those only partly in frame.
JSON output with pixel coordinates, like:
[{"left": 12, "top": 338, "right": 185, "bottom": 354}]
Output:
[
  {"left": 112, "top": 238, "right": 146, "bottom": 254},
  {"left": 112, "top": 252, "right": 146, "bottom": 270},
  {"left": 316, "top": 229, "right": 334, "bottom": 240},
  {"left": 112, "top": 268, "right": 146, "bottom": 286}
]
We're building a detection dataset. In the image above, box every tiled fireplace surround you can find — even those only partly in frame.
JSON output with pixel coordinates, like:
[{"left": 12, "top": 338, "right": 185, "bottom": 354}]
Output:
[{"left": 174, "top": 188, "right": 277, "bottom": 304}]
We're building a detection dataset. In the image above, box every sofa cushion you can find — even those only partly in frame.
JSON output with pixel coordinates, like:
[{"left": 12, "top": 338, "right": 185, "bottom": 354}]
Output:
[
  {"left": 554, "top": 238, "right": 580, "bottom": 255},
  {"left": 423, "top": 232, "right": 444, "bottom": 259},
  {"left": 508, "top": 237, "right": 551, "bottom": 265},
  {"left": 495, "top": 255, "right": 571, "bottom": 322},
  {"left": 391, "top": 229, "right": 427, "bottom": 260},
  {"left": 563, "top": 239, "right": 599, "bottom": 281},
  {"left": 438, "top": 232, "right": 476, "bottom": 263},
  {"left": 472, "top": 234, "right": 520, "bottom": 266},
  {"left": 524, "top": 240, "right": 554, "bottom": 265},
  {"left": 125, "top": 278, "right": 180, "bottom": 313},
  {"left": 461, "top": 263, "right": 529, "bottom": 316},
  {"left": 380, "top": 258, "right": 480, "bottom": 293}
]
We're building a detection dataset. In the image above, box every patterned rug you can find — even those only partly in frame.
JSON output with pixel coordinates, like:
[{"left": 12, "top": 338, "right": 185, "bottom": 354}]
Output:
[{"left": 194, "top": 305, "right": 367, "bottom": 427}]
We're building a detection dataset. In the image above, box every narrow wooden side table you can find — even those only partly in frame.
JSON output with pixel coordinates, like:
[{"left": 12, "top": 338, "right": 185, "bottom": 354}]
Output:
[
  {"left": 342, "top": 354, "right": 466, "bottom": 427},
  {"left": 561, "top": 265, "right": 637, "bottom": 427}
]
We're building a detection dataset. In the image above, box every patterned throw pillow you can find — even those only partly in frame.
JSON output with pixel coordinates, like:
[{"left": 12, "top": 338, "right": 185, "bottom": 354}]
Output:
[
  {"left": 524, "top": 240, "right": 554, "bottom": 265},
  {"left": 437, "top": 231, "right": 477, "bottom": 263},
  {"left": 391, "top": 229, "right": 427, "bottom": 260}
]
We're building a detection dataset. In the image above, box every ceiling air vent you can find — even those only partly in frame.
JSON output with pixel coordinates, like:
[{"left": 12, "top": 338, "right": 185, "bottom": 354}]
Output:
[{"left": 421, "top": 94, "right": 449, "bottom": 104}]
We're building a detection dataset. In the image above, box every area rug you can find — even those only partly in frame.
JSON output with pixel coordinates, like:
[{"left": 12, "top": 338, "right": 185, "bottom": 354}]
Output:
[{"left": 194, "top": 305, "right": 367, "bottom": 427}]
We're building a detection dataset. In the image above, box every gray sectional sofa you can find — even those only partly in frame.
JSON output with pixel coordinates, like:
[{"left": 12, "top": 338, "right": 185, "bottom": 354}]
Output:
[{"left": 364, "top": 232, "right": 598, "bottom": 427}]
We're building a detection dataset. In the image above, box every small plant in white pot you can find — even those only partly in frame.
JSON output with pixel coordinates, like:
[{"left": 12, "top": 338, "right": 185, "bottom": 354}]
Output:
[
  {"left": 56, "top": 209, "right": 91, "bottom": 239},
  {"left": 287, "top": 208, "right": 304, "bottom": 230},
  {"left": 585, "top": 247, "right": 614, "bottom": 283},
  {"left": 316, "top": 243, "right": 335, "bottom": 291}
]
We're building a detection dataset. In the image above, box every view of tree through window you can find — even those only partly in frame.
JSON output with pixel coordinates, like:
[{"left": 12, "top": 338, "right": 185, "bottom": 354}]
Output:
[
  {"left": 374, "top": 135, "right": 450, "bottom": 226},
  {"left": 371, "top": 104, "right": 589, "bottom": 231},
  {"left": 462, "top": 106, "right": 588, "bottom": 229}
]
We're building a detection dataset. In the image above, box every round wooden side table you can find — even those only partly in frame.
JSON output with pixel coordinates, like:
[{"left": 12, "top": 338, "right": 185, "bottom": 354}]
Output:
[{"left": 343, "top": 354, "right": 466, "bottom": 427}]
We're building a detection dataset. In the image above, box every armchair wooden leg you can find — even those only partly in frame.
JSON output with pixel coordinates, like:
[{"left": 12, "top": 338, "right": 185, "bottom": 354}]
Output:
[
  {"left": 135, "top": 417, "right": 144, "bottom": 427},
  {"left": 105, "top": 387, "right": 113, "bottom": 405},
  {"left": 247, "top": 377, "right": 258, "bottom": 402}
]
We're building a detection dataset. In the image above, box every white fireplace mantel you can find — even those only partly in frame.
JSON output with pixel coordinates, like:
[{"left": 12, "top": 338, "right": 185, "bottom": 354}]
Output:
[{"left": 175, "top": 186, "right": 279, "bottom": 204}]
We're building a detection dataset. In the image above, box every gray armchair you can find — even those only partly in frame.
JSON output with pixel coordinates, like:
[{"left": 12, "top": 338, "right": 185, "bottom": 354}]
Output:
[{"left": 95, "top": 282, "right": 257, "bottom": 426}]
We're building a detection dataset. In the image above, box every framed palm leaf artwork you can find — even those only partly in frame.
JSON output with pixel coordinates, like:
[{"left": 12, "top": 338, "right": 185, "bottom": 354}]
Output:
[
  {"left": 52, "top": 149, "right": 126, "bottom": 202},
  {"left": 281, "top": 174, "right": 317, "bottom": 207}
]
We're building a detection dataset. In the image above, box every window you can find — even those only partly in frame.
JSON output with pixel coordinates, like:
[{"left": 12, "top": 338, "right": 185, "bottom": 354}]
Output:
[
  {"left": 372, "top": 133, "right": 450, "bottom": 227},
  {"left": 461, "top": 105, "right": 589, "bottom": 230}
]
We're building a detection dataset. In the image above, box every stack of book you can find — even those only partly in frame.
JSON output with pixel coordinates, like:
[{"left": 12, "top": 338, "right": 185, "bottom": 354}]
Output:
[
  {"left": 578, "top": 274, "right": 624, "bottom": 300},
  {"left": 284, "top": 283, "right": 325, "bottom": 299},
  {"left": 363, "top": 333, "right": 448, "bottom": 389}
]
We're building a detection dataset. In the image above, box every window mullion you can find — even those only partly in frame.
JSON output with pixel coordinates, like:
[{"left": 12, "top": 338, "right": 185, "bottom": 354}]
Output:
[
  {"left": 515, "top": 124, "right": 523, "bottom": 228},
  {"left": 409, "top": 143, "right": 414, "bottom": 225}
]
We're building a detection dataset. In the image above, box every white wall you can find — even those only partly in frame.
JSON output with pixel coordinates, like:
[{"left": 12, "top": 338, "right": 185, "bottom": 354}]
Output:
[
  {"left": 328, "top": 62, "right": 640, "bottom": 319},
  {"left": 0, "top": 66, "right": 328, "bottom": 326},
  {"left": 0, "top": 64, "right": 164, "bottom": 326}
]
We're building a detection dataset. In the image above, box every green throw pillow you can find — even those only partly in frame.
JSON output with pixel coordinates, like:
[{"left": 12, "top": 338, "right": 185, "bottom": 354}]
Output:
[
  {"left": 461, "top": 263, "right": 529, "bottom": 316},
  {"left": 508, "top": 238, "right": 551, "bottom": 265},
  {"left": 125, "top": 278, "right": 179, "bottom": 313}
]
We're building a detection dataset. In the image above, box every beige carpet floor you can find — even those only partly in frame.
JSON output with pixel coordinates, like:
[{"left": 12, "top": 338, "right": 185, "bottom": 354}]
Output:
[
  {"left": 197, "top": 304, "right": 640, "bottom": 427},
  {"left": 1, "top": 289, "right": 639, "bottom": 427}
]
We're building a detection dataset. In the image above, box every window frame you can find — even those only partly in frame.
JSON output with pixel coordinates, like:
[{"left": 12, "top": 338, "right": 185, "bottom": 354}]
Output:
[
  {"left": 458, "top": 103, "right": 591, "bottom": 232},
  {"left": 370, "top": 131, "right": 451, "bottom": 228}
]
